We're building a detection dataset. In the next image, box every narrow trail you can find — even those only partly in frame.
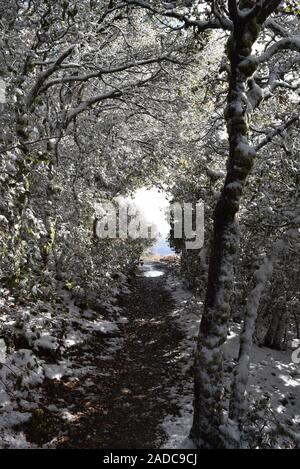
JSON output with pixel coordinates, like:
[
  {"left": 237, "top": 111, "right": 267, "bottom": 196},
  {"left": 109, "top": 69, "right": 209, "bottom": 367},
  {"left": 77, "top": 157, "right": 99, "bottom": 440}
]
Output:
[{"left": 25, "top": 262, "right": 186, "bottom": 448}]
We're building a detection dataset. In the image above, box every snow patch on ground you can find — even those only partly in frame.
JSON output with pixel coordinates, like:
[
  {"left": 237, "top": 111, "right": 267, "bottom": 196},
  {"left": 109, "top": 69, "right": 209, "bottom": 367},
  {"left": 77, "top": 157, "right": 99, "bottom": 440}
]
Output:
[
  {"left": 161, "top": 271, "right": 300, "bottom": 449},
  {"left": 224, "top": 324, "right": 300, "bottom": 438},
  {"left": 0, "top": 286, "right": 123, "bottom": 448},
  {"left": 161, "top": 272, "right": 201, "bottom": 449}
]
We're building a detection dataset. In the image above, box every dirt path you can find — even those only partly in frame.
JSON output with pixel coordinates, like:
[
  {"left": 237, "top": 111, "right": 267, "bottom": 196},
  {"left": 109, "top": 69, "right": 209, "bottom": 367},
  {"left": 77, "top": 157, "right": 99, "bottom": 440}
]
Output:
[{"left": 25, "top": 262, "right": 186, "bottom": 448}]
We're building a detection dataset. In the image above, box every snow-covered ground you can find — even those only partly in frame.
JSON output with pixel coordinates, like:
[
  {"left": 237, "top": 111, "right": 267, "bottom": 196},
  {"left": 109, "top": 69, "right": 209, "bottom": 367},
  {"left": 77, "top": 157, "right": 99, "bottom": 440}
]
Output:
[
  {"left": 161, "top": 272, "right": 200, "bottom": 449},
  {"left": 161, "top": 270, "right": 300, "bottom": 449},
  {"left": 0, "top": 287, "right": 125, "bottom": 448},
  {"left": 224, "top": 327, "right": 300, "bottom": 443},
  {"left": 1, "top": 267, "right": 299, "bottom": 449}
]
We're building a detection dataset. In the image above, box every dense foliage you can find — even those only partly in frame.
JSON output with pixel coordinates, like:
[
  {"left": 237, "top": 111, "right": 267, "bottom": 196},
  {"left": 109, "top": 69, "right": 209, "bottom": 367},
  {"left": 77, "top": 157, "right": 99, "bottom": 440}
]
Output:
[{"left": 0, "top": 0, "right": 300, "bottom": 449}]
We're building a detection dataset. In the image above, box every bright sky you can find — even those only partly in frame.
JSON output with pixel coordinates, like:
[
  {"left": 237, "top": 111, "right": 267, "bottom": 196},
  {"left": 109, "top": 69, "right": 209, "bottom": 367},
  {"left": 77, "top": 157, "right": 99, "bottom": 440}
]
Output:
[{"left": 131, "top": 187, "right": 170, "bottom": 238}]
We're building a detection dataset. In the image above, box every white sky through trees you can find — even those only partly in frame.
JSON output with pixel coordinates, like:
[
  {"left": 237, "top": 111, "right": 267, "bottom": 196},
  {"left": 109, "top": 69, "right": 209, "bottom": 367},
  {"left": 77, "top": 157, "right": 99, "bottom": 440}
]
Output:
[{"left": 132, "top": 187, "right": 171, "bottom": 238}]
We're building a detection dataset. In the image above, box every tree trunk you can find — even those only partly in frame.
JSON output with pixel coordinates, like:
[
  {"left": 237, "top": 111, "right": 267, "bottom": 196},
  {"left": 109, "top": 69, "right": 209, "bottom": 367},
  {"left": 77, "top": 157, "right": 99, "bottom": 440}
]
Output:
[
  {"left": 190, "top": 1, "right": 281, "bottom": 448},
  {"left": 229, "top": 256, "right": 274, "bottom": 436},
  {"left": 264, "top": 298, "right": 288, "bottom": 351}
]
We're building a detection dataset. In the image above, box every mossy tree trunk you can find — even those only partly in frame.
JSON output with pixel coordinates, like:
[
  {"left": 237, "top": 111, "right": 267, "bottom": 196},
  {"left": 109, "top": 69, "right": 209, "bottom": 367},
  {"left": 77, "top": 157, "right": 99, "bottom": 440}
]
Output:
[{"left": 190, "top": 0, "right": 282, "bottom": 449}]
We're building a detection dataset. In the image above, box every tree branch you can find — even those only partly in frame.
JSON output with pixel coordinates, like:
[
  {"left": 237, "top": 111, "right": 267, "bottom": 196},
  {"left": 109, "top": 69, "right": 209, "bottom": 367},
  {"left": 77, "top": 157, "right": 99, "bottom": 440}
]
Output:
[
  {"left": 257, "top": 37, "right": 300, "bottom": 63},
  {"left": 63, "top": 70, "right": 162, "bottom": 128},
  {"left": 25, "top": 46, "right": 75, "bottom": 107},
  {"left": 39, "top": 54, "right": 182, "bottom": 94},
  {"left": 125, "top": 0, "right": 232, "bottom": 31},
  {"left": 228, "top": 0, "right": 239, "bottom": 24},
  {"left": 255, "top": 115, "right": 299, "bottom": 152},
  {"left": 258, "top": 0, "right": 284, "bottom": 24}
]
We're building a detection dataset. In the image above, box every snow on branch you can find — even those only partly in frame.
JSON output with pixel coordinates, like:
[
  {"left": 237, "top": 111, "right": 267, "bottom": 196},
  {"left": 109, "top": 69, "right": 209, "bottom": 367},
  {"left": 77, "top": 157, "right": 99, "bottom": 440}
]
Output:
[
  {"left": 258, "top": 37, "right": 300, "bottom": 63},
  {"left": 63, "top": 88, "right": 123, "bottom": 128},
  {"left": 39, "top": 54, "right": 182, "bottom": 94},
  {"left": 25, "top": 46, "right": 75, "bottom": 108},
  {"left": 266, "top": 18, "right": 291, "bottom": 38},
  {"left": 63, "top": 66, "right": 165, "bottom": 128},
  {"left": 125, "top": 0, "right": 232, "bottom": 31}
]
